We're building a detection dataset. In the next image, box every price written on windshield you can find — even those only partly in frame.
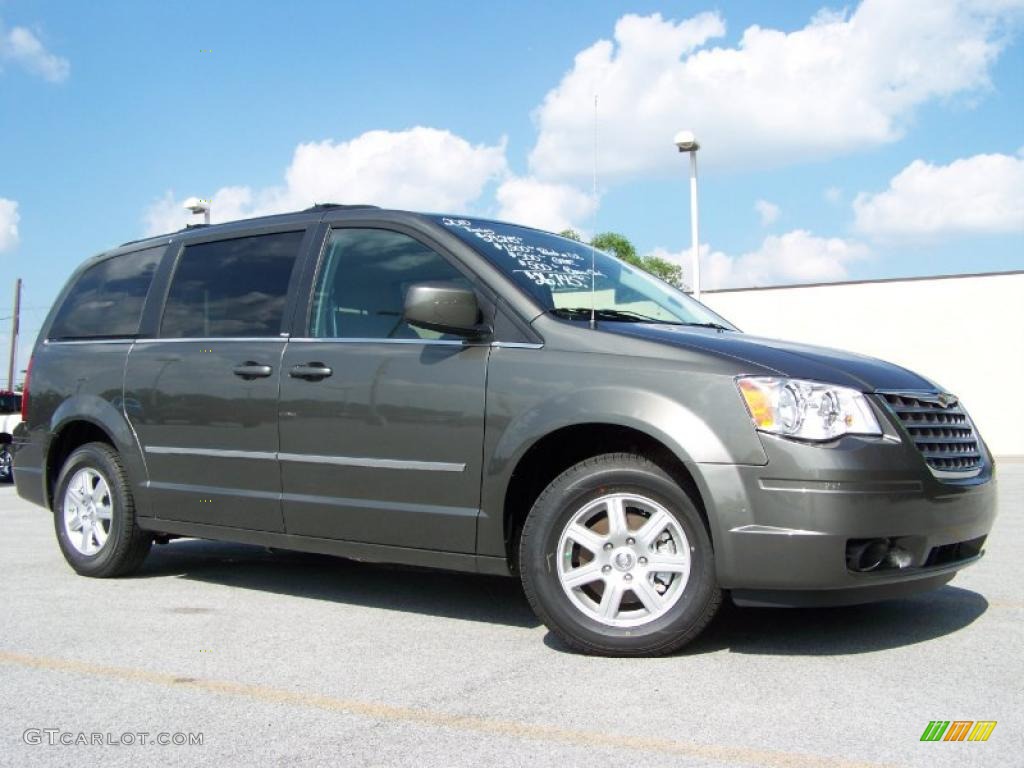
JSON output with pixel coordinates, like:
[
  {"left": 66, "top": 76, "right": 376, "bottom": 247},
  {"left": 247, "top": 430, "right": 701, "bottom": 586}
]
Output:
[{"left": 441, "top": 218, "right": 599, "bottom": 288}]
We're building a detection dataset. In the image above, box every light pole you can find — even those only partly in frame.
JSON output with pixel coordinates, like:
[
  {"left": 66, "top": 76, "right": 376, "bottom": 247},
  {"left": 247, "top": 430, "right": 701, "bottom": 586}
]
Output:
[
  {"left": 674, "top": 131, "right": 701, "bottom": 300},
  {"left": 183, "top": 197, "right": 211, "bottom": 225}
]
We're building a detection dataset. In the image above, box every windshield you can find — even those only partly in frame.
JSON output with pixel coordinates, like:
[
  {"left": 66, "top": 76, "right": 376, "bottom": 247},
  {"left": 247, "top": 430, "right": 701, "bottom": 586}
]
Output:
[{"left": 434, "top": 217, "right": 737, "bottom": 329}]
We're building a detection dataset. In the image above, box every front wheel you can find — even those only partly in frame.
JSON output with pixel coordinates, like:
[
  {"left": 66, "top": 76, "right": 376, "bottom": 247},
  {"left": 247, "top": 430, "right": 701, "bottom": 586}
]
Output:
[{"left": 519, "top": 453, "right": 721, "bottom": 656}]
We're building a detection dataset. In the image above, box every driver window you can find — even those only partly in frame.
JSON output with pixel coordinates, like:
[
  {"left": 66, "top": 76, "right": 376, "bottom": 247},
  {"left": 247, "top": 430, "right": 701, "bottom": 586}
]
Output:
[{"left": 310, "top": 228, "right": 472, "bottom": 340}]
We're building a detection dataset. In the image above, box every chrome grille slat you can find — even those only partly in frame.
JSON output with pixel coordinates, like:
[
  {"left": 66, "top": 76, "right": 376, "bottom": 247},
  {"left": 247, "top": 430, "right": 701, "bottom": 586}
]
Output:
[
  {"left": 891, "top": 405, "right": 960, "bottom": 415},
  {"left": 919, "top": 449, "right": 981, "bottom": 458},
  {"left": 904, "top": 426, "right": 973, "bottom": 434},
  {"left": 881, "top": 393, "right": 982, "bottom": 474},
  {"left": 913, "top": 436, "right": 979, "bottom": 447}
]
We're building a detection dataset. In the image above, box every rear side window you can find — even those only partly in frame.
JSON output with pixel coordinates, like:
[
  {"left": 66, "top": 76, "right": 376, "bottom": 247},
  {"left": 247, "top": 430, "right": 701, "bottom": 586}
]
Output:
[
  {"left": 161, "top": 231, "right": 304, "bottom": 338},
  {"left": 49, "top": 246, "right": 164, "bottom": 340}
]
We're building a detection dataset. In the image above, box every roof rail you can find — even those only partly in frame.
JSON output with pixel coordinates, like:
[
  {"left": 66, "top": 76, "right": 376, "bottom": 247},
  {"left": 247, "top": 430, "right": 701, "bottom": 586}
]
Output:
[
  {"left": 119, "top": 204, "right": 384, "bottom": 246},
  {"left": 304, "top": 203, "right": 381, "bottom": 212}
]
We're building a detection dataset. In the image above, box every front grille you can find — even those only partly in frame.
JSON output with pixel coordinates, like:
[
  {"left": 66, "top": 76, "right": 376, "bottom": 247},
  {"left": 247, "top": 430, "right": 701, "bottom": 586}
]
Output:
[{"left": 881, "top": 393, "right": 982, "bottom": 473}]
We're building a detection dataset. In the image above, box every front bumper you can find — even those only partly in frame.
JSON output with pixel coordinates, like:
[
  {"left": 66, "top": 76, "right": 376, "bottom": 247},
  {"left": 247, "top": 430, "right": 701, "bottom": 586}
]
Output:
[{"left": 699, "top": 428, "right": 996, "bottom": 607}]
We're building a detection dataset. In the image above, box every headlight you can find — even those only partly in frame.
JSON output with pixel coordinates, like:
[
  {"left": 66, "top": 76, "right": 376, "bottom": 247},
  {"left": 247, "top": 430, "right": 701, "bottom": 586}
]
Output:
[{"left": 736, "top": 377, "right": 881, "bottom": 441}]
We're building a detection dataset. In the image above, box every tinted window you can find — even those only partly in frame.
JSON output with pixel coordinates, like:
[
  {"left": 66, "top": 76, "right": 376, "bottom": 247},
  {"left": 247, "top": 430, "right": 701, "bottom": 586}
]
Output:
[
  {"left": 161, "top": 231, "right": 304, "bottom": 338},
  {"left": 49, "top": 246, "right": 164, "bottom": 339},
  {"left": 0, "top": 393, "right": 20, "bottom": 414},
  {"left": 310, "top": 229, "right": 471, "bottom": 339}
]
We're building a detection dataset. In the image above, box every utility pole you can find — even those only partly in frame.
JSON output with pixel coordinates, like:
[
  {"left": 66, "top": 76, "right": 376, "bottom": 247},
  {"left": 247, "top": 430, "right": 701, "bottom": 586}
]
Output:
[{"left": 7, "top": 278, "right": 20, "bottom": 391}]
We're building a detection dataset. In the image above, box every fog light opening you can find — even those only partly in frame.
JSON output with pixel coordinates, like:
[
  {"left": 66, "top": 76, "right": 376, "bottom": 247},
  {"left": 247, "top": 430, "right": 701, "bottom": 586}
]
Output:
[{"left": 846, "top": 538, "right": 890, "bottom": 572}]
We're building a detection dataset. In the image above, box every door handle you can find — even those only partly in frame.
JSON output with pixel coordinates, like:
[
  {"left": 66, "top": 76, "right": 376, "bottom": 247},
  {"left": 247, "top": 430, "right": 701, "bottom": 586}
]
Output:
[
  {"left": 289, "top": 362, "right": 333, "bottom": 381},
  {"left": 233, "top": 362, "right": 273, "bottom": 380}
]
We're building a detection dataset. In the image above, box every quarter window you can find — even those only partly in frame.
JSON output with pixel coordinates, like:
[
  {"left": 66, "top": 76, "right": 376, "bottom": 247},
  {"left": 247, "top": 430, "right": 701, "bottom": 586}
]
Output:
[
  {"left": 310, "top": 229, "right": 472, "bottom": 339},
  {"left": 161, "top": 231, "right": 304, "bottom": 338},
  {"left": 49, "top": 246, "right": 164, "bottom": 340}
]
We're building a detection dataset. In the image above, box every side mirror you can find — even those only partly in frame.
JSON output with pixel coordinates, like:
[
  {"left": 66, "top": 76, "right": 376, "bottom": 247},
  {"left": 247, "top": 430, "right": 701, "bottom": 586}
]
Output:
[{"left": 403, "top": 282, "right": 490, "bottom": 338}]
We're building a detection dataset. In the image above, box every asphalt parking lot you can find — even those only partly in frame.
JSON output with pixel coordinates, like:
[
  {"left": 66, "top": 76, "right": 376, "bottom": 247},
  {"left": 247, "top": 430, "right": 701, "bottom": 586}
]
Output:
[{"left": 1, "top": 463, "right": 1021, "bottom": 768}]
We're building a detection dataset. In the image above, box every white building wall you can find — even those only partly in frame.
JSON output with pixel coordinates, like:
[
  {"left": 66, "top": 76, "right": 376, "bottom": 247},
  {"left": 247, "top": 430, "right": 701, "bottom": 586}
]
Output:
[{"left": 700, "top": 272, "right": 1024, "bottom": 457}]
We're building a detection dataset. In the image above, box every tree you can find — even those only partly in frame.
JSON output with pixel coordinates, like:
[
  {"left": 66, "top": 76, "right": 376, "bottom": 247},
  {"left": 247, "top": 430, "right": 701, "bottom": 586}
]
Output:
[
  {"left": 638, "top": 254, "right": 684, "bottom": 288},
  {"left": 558, "top": 229, "right": 686, "bottom": 289},
  {"left": 590, "top": 232, "right": 639, "bottom": 266}
]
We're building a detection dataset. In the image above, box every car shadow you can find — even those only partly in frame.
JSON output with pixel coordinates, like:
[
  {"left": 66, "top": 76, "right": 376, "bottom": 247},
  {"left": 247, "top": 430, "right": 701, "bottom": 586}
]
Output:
[
  {"left": 545, "top": 585, "right": 990, "bottom": 656},
  {"left": 139, "top": 538, "right": 540, "bottom": 629},
  {"left": 141, "top": 539, "right": 989, "bottom": 653}
]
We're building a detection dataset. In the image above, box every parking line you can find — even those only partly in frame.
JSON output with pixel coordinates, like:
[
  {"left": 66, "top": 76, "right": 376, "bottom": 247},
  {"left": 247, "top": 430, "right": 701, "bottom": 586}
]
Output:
[
  {"left": 987, "top": 598, "right": 1024, "bottom": 610},
  {"left": 0, "top": 649, "right": 894, "bottom": 768}
]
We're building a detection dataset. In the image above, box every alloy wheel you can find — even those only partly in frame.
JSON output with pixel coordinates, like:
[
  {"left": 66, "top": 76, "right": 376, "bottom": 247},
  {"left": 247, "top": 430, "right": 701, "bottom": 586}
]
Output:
[
  {"left": 62, "top": 468, "right": 114, "bottom": 556},
  {"left": 556, "top": 492, "right": 691, "bottom": 628}
]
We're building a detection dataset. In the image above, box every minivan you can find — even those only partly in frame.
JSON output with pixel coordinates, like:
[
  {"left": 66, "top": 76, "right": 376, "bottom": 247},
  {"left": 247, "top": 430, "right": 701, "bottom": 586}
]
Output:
[{"left": 13, "top": 205, "right": 996, "bottom": 656}]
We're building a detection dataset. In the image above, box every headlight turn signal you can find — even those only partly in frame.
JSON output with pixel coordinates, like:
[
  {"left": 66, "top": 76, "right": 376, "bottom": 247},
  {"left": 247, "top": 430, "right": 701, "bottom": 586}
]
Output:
[{"left": 736, "top": 377, "right": 882, "bottom": 441}]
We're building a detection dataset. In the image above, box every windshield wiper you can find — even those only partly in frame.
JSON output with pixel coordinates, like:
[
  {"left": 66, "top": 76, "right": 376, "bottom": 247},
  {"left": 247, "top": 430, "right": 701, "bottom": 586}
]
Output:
[
  {"left": 549, "top": 307, "right": 683, "bottom": 324},
  {"left": 678, "top": 321, "right": 735, "bottom": 331}
]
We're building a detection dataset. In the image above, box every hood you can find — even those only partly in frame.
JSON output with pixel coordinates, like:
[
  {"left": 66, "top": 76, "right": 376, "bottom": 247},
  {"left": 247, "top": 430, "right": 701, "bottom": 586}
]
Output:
[{"left": 605, "top": 323, "right": 937, "bottom": 392}]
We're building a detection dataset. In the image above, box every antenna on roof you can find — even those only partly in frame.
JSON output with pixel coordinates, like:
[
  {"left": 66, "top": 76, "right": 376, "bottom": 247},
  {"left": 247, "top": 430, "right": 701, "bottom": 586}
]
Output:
[{"left": 589, "top": 93, "right": 598, "bottom": 330}]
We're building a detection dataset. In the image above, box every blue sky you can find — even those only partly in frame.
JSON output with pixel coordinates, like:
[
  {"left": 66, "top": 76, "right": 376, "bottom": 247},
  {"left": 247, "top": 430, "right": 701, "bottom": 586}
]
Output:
[{"left": 1, "top": 0, "right": 1022, "bottom": 373}]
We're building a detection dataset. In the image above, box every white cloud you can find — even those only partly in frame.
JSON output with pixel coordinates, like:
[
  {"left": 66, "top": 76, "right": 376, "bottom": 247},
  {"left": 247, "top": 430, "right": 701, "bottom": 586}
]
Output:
[
  {"left": 853, "top": 152, "right": 1024, "bottom": 238},
  {"left": 284, "top": 129, "right": 507, "bottom": 211},
  {"left": 651, "top": 230, "right": 870, "bottom": 290},
  {"left": 754, "top": 199, "right": 779, "bottom": 226},
  {"left": 143, "top": 127, "right": 508, "bottom": 236},
  {"left": 495, "top": 177, "right": 597, "bottom": 233},
  {"left": 0, "top": 23, "right": 69, "bottom": 82},
  {"left": 528, "top": 1, "right": 1023, "bottom": 181},
  {"left": 0, "top": 198, "right": 19, "bottom": 252}
]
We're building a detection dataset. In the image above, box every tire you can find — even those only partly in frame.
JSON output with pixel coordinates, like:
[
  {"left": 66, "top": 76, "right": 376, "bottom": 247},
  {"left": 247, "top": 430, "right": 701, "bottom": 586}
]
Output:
[
  {"left": 519, "top": 453, "right": 721, "bottom": 657},
  {"left": 0, "top": 443, "right": 12, "bottom": 483},
  {"left": 52, "top": 442, "right": 152, "bottom": 577}
]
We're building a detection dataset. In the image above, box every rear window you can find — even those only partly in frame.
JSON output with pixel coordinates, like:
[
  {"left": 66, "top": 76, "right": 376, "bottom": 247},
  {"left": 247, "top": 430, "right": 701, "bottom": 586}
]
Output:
[
  {"left": 160, "top": 231, "right": 304, "bottom": 338},
  {"left": 48, "top": 246, "right": 164, "bottom": 340}
]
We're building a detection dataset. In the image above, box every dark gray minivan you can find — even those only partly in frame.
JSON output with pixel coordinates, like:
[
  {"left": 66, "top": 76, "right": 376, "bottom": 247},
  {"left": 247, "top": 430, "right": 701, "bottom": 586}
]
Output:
[{"left": 13, "top": 205, "right": 996, "bottom": 656}]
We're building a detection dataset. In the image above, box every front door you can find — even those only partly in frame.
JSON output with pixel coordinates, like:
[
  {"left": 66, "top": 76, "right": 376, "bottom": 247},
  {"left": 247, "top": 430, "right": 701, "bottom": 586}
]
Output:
[
  {"left": 278, "top": 227, "right": 488, "bottom": 552},
  {"left": 124, "top": 228, "right": 307, "bottom": 531}
]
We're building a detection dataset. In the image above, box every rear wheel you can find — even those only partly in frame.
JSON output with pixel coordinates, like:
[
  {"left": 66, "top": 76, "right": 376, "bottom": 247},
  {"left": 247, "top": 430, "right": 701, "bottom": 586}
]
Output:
[
  {"left": 519, "top": 453, "right": 721, "bottom": 656},
  {"left": 53, "top": 442, "right": 151, "bottom": 577}
]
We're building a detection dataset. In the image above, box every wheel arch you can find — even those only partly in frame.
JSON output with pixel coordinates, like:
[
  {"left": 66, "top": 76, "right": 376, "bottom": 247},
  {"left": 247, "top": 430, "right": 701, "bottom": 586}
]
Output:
[
  {"left": 497, "top": 422, "right": 714, "bottom": 572},
  {"left": 480, "top": 384, "right": 745, "bottom": 569},
  {"left": 45, "top": 396, "right": 144, "bottom": 510}
]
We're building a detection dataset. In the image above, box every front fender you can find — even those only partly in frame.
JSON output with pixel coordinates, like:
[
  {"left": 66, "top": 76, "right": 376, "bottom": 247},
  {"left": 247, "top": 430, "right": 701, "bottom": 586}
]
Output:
[
  {"left": 477, "top": 354, "right": 769, "bottom": 562},
  {"left": 490, "top": 385, "right": 746, "bottom": 476}
]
